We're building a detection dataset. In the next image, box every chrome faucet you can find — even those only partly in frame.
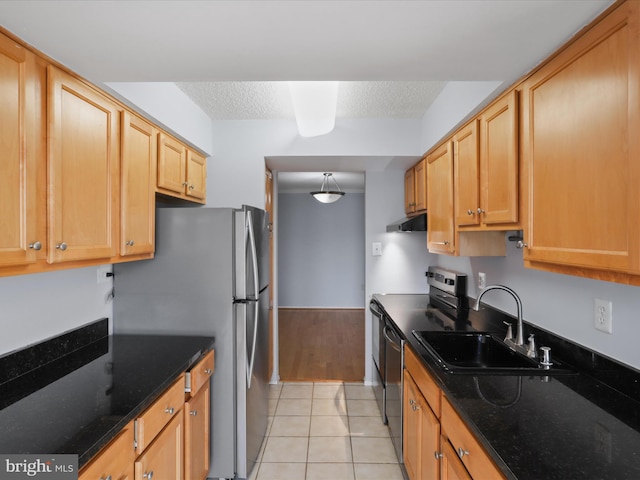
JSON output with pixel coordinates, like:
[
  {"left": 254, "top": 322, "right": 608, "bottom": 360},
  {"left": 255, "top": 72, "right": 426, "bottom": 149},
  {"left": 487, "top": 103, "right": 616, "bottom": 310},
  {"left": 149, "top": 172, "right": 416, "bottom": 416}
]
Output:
[{"left": 474, "top": 285, "right": 536, "bottom": 358}]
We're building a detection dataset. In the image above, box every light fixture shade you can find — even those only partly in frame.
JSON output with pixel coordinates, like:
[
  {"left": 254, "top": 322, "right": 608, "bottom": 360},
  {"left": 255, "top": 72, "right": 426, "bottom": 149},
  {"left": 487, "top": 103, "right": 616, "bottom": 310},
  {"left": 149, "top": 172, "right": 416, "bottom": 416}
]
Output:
[
  {"left": 289, "top": 81, "right": 339, "bottom": 137},
  {"left": 310, "top": 173, "right": 345, "bottom": 204}
]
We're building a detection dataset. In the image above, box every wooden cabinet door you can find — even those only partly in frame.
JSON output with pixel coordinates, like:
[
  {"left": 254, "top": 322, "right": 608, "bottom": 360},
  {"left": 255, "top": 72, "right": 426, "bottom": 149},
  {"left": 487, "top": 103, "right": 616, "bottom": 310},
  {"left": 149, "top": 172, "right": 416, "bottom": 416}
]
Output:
[
  {"left": 453, "top": 121, "right": 480, "bottom": 227},
  {"left": 440, "top": 438, "right": 472, "bottom": 480},
  {"left": 405, "top": 167, "right": 416, "bottom": 214},
  {"left": 79, "top": 425, "right": 134, "bottom": 480},
  {"left": 157, "top": 132, "right": 186, "bottom": 195},
  {"left": 414, "top": 158, "right": 427, "bottom": 212},
  {"left": 185, "top": 381, "right": 210, "bottom": 480},
  {"left": 521, "top": 2, "right": 639, "bottom": 272},
  {"left": 47, "top": 65, "right": 119, "bottom": 263},
  {"left": 186, "top": 149, "right": 206, "bottom": 201},
  {"left": 479, "top": 90, "right": 518, "bottom": 225},
  {"left": 135, "top": 412, "right": 183, "bottom": 480},
  {"left": 121, "top": 111, "right": 156, "bottom": 256},
  {"left": 427, "top": 142, "right": 455, "bottom": 254},
  {"left": 0, "top": 33, "right": 43, "bottom": 266},
  {"left": 403, "top": 371, "right": 423, "bottom": 480}
]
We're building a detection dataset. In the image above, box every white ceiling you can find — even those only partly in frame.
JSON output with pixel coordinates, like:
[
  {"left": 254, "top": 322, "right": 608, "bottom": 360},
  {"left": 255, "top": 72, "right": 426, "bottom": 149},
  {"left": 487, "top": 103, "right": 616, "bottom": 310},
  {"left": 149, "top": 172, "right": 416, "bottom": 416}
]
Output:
[{"left": 0, "top": 0, "right": 614, "bottom": 188}]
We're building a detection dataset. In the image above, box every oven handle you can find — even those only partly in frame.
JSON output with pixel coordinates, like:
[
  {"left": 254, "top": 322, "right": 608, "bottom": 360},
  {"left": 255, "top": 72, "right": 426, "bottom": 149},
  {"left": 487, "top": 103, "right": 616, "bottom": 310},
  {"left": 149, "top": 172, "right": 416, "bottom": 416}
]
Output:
[
  {"left": 383, "top": 325, "right": 403, "bottom": 352},
  {"left": 369, "top": 300, "right": 384, "bottom": 317}
]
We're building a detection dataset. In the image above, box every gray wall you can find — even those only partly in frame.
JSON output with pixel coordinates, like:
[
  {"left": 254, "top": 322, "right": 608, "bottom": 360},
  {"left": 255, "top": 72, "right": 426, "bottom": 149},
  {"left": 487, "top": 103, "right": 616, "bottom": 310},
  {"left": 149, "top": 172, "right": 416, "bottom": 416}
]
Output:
[{"left": 278, "top": 192, "right": 365, "bottom": 308}]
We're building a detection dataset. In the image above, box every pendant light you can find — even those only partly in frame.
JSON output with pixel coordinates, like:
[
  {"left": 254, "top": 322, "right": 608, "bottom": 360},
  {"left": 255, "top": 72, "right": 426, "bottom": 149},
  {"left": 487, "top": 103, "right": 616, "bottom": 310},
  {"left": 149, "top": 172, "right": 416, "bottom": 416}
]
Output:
[{"left": 310, "top": 173, "right": 345, "bottom": 204}]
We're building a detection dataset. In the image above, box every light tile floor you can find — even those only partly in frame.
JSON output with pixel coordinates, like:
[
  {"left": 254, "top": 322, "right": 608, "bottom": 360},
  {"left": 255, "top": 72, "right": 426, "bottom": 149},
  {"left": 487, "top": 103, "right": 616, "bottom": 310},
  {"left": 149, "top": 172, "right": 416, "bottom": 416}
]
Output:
[{"left": 249, "top": 382, "right": 405, "bottom": 480}]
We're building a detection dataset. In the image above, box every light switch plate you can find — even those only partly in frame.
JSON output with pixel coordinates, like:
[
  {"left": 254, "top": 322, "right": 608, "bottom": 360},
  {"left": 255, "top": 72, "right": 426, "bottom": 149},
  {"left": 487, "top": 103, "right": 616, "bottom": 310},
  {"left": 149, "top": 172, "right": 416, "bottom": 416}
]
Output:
[{"left": 372, "top": 242, "right": 382, "bottom": 256}]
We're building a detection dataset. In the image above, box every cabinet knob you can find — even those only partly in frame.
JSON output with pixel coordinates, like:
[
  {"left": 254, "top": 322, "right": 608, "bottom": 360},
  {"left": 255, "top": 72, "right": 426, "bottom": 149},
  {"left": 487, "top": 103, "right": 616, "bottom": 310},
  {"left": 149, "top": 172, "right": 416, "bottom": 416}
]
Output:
[
  {"left": 143, "top": 472, "right": 154, "bottom": 480},
  {"left": 434, "top": 452, "right": 443, "bottom": 460},
  {"left": 165, "top": 407, "right": 174, "bottom": 414},
  {"left": 516, "top": 240, "right": 528, "bottom": 249},
  {"left": 204, "top": 368, "right": 212, "bottom": 375},
  {"left": 182, "top": 181, "right": 189, "bottom": 187},
  {"left": 55, "top": 242, "right": 68, "bottom": 251},
  {"left": 28, "top": 241, "right": 42, "bottom": 250},
  {"left": 189, "top": 184, "right": 195, "bottom": 190},
  {"left": 126, "top": 240, "right": 135, "bottom": 246},
  {"left": 99, "top": 476, "right": 112, "bottom": 480},
  {"left": 467, "top": 209, "right": 474, "bottom": 216},
  {"left": 190, "top": 410, "right": 198, "bottom": 416},
  {"left": 457, "top": 447, "right": 470, "bottom": 458},
  {"left": 477, "top": 208, "right": 485, "bottom": 215}
]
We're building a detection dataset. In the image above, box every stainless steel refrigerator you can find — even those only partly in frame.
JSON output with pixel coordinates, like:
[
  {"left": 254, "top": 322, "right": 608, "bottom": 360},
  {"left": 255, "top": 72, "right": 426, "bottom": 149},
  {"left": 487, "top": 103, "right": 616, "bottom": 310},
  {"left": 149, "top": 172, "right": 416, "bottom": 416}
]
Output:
[{"left": 113, "top": 206, "right": 270, "bottom": 480}]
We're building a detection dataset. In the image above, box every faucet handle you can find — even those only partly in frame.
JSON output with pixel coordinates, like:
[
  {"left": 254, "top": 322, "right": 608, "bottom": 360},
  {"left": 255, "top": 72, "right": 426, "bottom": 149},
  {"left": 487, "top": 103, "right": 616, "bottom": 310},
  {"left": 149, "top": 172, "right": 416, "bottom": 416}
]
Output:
[
  {"left": 526, "top": 334, "right": 536, "bottom": 358},
  {"left": 503, "top": 321, "right": 513, "bottom": 341},
  {"left": 540, "top": 346, "right": 553, "bottom": 368}
]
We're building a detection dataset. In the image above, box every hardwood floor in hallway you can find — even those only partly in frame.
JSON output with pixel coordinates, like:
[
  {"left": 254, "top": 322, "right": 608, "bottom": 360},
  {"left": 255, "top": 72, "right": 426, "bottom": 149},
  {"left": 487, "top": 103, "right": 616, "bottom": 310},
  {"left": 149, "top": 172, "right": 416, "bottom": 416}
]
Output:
[{"left": 278, "top": 308, "right": 365, "bottom": 382}]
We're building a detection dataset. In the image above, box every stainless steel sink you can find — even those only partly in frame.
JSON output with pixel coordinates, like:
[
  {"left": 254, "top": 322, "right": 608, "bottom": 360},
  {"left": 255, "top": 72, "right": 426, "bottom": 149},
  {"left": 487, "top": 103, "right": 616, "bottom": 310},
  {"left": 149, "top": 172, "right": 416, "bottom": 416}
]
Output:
[{"left": 412, "top": 331, "right": 575, "bottom": 375}]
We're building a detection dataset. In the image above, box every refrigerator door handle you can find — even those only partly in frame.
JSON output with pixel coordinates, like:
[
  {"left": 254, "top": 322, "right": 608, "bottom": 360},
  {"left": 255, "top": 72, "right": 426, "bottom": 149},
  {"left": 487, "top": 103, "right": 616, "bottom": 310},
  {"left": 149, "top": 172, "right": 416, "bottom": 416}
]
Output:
[{"left": 245, "top": 210, "right": 260, "bottom": 388}]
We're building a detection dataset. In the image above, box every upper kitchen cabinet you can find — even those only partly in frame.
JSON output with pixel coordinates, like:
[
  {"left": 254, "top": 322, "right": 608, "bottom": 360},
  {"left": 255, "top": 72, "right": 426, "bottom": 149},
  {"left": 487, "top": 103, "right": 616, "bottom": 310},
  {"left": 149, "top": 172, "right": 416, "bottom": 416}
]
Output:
[
  {"left": 157, "top": 132, "right": 207, "bottom": 204},
  {"left": 47, "top": 65, "right": 120, "bottom": 264},
  {"left": 454, "top": 91, "right": 519, "bottom": 229},
  {"left": 405, "top": 158, "right": 427, "bottom": 215},
  {"left": 120, "top": 111, "right": 156, "bottom": 257},
  {"left": 0, "top": 32, "right": 46, "bottom": 267},
  {"left": 521, "top": 0, "right": 640, "bottom": 278},
  {"left": 427, "top": 142, "right": 455, "bottom": 254}
]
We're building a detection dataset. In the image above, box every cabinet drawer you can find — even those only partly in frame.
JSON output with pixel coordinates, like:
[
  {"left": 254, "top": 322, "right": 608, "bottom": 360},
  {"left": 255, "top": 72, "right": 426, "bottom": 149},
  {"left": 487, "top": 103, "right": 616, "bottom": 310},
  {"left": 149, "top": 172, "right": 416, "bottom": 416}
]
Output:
[
  {"left": 187, "top": 350, "right": 214, "bottom": 397},
  {"left": 405, "top": 345, "right": 441, "bottom": 417},
  {"left": 441, "top": 397, "right": 505, "bottom": 480},
  {"left": 79, "top": 423, "right": 134, "bottom": 480},
  {"left": 136, "top": 375, "right": 185, "bottom": 454}
]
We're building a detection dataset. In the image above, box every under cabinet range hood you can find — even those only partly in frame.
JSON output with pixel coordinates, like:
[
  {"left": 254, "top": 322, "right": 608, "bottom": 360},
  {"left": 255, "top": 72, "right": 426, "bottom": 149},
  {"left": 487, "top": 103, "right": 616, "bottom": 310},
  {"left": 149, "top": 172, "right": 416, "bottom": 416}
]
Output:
[{"left": 386, "top": 213, "right": 427, "bottom": 232}]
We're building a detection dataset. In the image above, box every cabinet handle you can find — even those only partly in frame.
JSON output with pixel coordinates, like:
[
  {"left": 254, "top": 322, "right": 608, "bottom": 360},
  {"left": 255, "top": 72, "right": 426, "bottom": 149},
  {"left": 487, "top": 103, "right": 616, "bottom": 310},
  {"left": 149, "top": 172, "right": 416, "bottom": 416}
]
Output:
[
  {"left": 204, "top": 368, "right": 212, "bottom": 375},
  {"left": 55, "top": 242, "right": 68, "bottom": 251},
  {"left": 29, "top": 241, "right": 42, "bottom": 250},
  {"left": 432, "top": 241, "right": 450, "bottom": 246},
  {"left": 190, "top": 410, "right": 198, "bottom": 416},
  {"left": 434, "top": 452, "right": 443, "bottom": 460},
  {"left": 125, "top": 240, "right": 135, "bottom": 246},
  {"left": 516, "top": 240, "right": 528, "bottom": 249},
  {"left": 477, "top": 208, "right": 485, "bottom": 214},
  {"left": 99, "top": 476, "right": 112, "bottom": 480},
  {"left": 466, "top": 209, "right": 474, "bottom": 216},
  {"left": 143, "top": 472, "right": 154, "bottom": 480},
  {"left": 457, "top": 447, "right": 470, "bottom": 458},
  {"left": 165, "top": 407, "right": 174, "bottom": 414}
]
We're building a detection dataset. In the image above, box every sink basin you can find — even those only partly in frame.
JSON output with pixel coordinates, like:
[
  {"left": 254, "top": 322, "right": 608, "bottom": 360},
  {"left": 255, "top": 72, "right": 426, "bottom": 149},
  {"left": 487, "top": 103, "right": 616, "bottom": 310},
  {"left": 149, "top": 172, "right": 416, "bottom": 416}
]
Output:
[{"left": 412, "top": 331, "right": 575, "bottom": 375}]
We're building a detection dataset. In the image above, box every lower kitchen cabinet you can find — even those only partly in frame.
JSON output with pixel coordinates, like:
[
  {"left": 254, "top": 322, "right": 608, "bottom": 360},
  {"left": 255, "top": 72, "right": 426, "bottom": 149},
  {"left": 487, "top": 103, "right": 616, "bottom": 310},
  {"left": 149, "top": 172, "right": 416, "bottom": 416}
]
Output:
[
  {"left": 79, "top": 424, "right": 135, "bottom": 480},
  {"left": 404, "top": 345, "right": 505, "bottom": 480},
  {"left": 403, "top": 369, "right": 440, "bottom": 480},
  {"left": 184, "top": 350, "right": 214, "bottom": 480},
  {"left": 78, "top": 350, "right": 213, "bottom": 480},
  {"left": 440, "top": 439, "right": 472, "bottom": 480},
  {"left": 135, "top": 412, "right": 183, "bottom": 480}
]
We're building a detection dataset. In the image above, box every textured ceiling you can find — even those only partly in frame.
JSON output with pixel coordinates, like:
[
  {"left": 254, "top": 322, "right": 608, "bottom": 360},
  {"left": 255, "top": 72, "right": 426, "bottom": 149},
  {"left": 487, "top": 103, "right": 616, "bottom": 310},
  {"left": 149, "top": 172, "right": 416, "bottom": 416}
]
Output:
[{"left": 176, "top": 81, "right": 447, "bottom": 120}]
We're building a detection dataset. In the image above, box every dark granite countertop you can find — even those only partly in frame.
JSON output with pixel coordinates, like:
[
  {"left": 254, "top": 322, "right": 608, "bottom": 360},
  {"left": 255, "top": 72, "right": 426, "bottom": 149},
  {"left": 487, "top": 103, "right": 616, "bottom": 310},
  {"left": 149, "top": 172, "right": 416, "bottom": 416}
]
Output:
[
  {"left": 372, "top": 293, "right": 640, "bottom": 480},
  {"left": 0, "top": 318, "right": 214, "bottom": 468}
]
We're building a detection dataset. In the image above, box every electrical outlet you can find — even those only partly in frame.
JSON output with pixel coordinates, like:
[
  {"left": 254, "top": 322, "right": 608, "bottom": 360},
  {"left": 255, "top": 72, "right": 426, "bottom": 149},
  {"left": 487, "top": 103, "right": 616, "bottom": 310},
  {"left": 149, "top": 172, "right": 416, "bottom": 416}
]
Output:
[
  {"left": 477, "top": 272, "right": 487, "bottom": 290},
  {"left": 594, "top": 298, "right": 613, "bottom": 334},
  {"left": 372, "top": 242, "right": 382, "bottom": 256}
]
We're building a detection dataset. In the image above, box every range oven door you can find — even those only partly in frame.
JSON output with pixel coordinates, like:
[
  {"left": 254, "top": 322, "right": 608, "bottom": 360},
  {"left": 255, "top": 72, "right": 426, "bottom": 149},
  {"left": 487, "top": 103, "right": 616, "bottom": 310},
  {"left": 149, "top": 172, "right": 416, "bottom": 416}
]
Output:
[{"left": 369, "top": 299, "right": 386, "bottom": 423}]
